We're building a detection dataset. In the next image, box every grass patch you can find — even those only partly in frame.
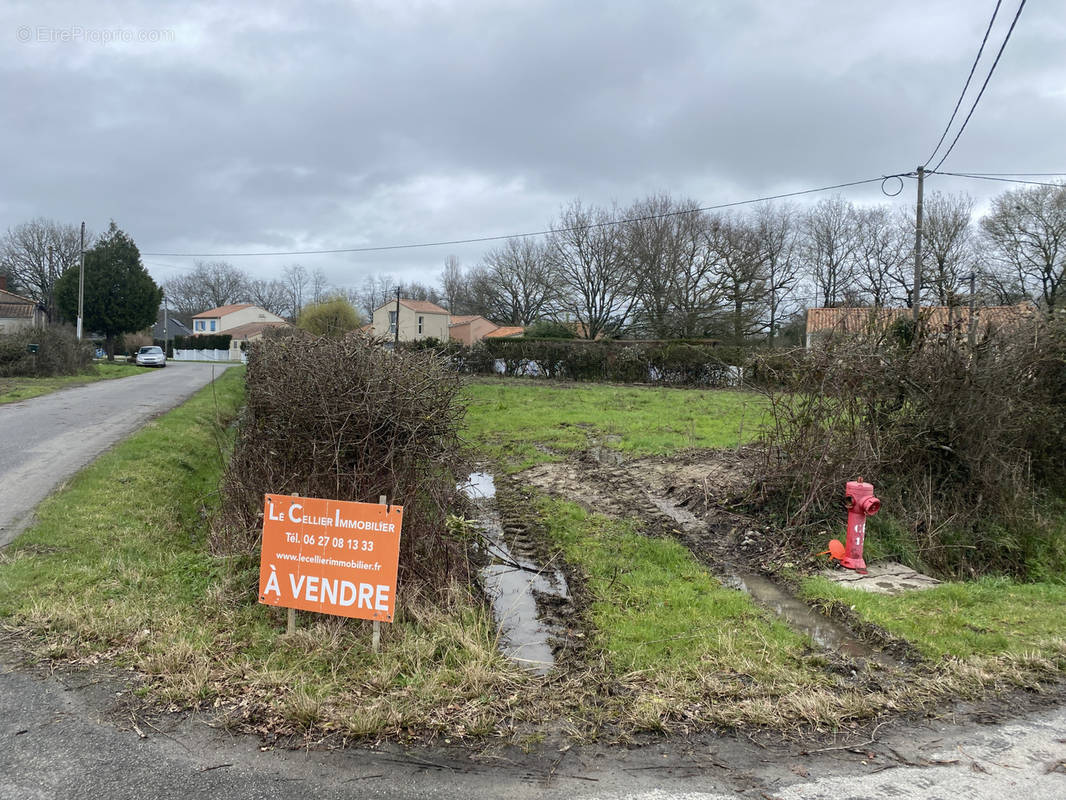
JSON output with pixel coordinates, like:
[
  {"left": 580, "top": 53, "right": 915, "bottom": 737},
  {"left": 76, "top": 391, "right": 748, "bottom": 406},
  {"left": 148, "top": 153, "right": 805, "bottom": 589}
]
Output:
[
  {"left": 540, "top": 496, "right": 810, "bottom": 674},
  {"left": 0, "top": 361, "right": 144, "bottom": 404},
  {"left": 462, "top": 379, "right": 766, "bottom": 471},
  {"left": 800, "top": 576, "right": 1066, "bottom": 661},
  {"left": 0, "top": 367, "right": 544, "bottom": 741}
]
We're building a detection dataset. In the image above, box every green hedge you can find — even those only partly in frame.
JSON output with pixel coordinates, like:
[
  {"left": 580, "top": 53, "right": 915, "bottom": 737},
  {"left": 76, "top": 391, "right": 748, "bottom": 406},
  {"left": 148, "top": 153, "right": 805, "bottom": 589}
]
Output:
[
  {"left": 0, "top": 327, "right": 93, "bottom": 377},
  {"left": 403, "top": 337, "right": 749, "bottom": 387},
  {"left": 172, "top": 334, "right": 232, "bottom": 351}
]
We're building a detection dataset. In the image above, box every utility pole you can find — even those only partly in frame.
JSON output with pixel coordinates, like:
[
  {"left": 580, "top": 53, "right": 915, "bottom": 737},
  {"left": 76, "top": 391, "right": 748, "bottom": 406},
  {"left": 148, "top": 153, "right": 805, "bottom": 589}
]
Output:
[
  {"left": 393, "top": 287, "right": 401, "bottom": 345},
  {"left": 163, "top": 291, "right": 169, "bottom": 355},
  {"left": 911, "top": 166, "right": 925, "bottom": 324},
  {"left": 77, "top": 221, "right": 85, "bottom": 340},
  {"left": 47, "top": 245, "right": 54, "bottom": 324}
]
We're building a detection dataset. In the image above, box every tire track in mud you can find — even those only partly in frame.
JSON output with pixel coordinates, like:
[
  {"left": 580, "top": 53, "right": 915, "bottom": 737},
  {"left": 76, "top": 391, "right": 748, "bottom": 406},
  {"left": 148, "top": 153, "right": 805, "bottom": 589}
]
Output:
[{"left": 518, "top": 451, "right": 901, "bottom": 669}]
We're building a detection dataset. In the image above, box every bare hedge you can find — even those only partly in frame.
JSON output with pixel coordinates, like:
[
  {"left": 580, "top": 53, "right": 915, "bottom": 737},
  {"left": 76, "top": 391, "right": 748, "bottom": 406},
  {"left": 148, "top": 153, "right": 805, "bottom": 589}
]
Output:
[
  {"left": 213, "top": 331, "right": 470, "bottom": 596},
  {"left": 757, "top": 320, "right": 1066, "bottom": 578},
  {"left": 0, "top": 327, "right": 92, "bottom": 377}
]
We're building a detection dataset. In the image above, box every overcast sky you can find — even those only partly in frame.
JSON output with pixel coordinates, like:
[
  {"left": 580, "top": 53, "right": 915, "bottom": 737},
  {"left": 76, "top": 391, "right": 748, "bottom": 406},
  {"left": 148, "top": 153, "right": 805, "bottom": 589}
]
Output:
[{"left": 1, "top": 0, "right": 1063, "bottom": 292}]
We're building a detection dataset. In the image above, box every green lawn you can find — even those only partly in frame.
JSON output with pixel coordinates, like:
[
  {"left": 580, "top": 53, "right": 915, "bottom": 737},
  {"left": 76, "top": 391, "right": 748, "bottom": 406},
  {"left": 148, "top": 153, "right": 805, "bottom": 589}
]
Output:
[
  {"left": 462, "top": 379, "right": 767, "bottom": 471},
  {"left": 801, "top": 576, "right": 1066, "bottom": 661},
  {"left": 0, "top": 361, "right": 144, "bottom": 404}
]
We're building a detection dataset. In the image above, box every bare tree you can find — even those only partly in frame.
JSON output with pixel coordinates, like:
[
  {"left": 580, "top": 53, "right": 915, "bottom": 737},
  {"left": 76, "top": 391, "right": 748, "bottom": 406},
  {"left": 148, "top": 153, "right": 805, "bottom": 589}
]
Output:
[
  {"left": 981, "top": 182, "right": 1066, "bottom": 315},
  {"left": 711, "top": 214, "right": 769, "bottom": 344},
  {"left": 0, "top": 218, "right": 85, "bottom": 322},
  {"left": 754, "top": 203, "right": 801, "bottom": 344},
  {"left": 549, "top": 201, "right": 638, "bottom": 339},
  {"left": 283, "top": 264, "right": 309, "bottom": 319},
  {"left": 922, "top": 192, "right": 976, "bottom": 306},
  {"left": 625, "top": 194, "right": 716, "bottom": 338},
  {"left": 198, "top": 261, "right": 249, "bottom": 308},
  {"left": 473, "top": 237, "right": 557, "bottom": 325},
  {"left": 853, "top": 205, "right": 910, "bottom": 307},
  {"left": 356, "top": 273, "right": 397, "bottom": 319},
  {"left": 439, "top": 255, "right": 468, "bottom": 313},
  {"left": 801, "top": 196, "right": 860, "bottom": 308},
  {"left": 247, "top": 278, "right": 290, "bottom": 316},
  {"left": 309, "top": 267, "right": 330, "bottom": 304}
]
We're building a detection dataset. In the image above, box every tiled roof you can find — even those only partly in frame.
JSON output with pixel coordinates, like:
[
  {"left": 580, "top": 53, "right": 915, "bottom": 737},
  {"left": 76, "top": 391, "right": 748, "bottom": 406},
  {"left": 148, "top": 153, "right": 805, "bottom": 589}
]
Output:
[
  {"left": 224, "top": 321, "right": 289, "bottom": 340},
  {"left": 193, "top": 303, "right": 254, "bottom": 318},
  {"left": 0, "top": 302, "right": 34, "bottom": 318},
  {"left": 448, "top": 315, "right": 480, "bottom": 326},
  {"left": 484, "top": 326, "right": 525, "bottom": 338},
  {"left": 374, "top": 298, "right": 450, "bottom": 315},
  {"left": 806, "top": 303, "right": 1039, "bottom": 337}
]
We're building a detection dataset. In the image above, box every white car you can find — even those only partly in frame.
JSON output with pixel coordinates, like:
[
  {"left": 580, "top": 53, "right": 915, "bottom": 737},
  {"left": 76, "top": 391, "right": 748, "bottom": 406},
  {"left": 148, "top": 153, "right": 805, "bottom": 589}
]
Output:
[{"left": 135, "top": 345, "right": 167, "bottom": 368}]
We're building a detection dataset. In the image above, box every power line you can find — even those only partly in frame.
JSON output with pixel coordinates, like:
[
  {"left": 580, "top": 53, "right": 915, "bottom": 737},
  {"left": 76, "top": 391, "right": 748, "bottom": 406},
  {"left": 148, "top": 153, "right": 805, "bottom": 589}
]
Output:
[
  {"left": 931, "top": 0, "right": 1028, "bottom": 172},
  {"left": 931, "top": 171, "right": 1065, "bottom": 188},
  {"left": 923, "top": 0, "right": 1003, "bottom": 168},
  {"left": 141, "top": 173, "right": 907, "bottom": 258},
  {"left": 943, "top": 171, "right": 1066, "bottom": 176}
]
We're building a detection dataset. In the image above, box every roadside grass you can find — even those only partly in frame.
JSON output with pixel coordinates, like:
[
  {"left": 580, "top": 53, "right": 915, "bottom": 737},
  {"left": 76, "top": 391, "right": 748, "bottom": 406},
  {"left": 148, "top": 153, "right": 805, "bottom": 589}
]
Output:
[
  {"left": 800, "top": 576, "right": 1066, "bottom": 661},
  {"left": 462, "top": 379, "right": 767, "bottom": 472},
  {"left": 0, "top": 361, "right": 143, "bottom": 404},
  {"left": 0, "top": 367, "right": 550, "bottom": 741}
]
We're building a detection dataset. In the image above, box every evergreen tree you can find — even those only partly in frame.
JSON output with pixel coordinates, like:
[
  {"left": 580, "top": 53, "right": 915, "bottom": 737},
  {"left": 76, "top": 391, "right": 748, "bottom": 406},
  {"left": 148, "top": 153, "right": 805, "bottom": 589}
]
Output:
[{"left": 55, "top": 222, "right": 162, "bottom": 359}]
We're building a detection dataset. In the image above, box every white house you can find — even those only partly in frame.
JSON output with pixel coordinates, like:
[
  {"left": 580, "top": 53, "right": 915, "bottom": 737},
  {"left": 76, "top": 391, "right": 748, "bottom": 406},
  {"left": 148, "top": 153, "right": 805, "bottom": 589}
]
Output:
[
  {"left": 371, "top": 299, "right": 450, "bottom": 342},
  {"left": 191, "top": 303, "right": 287, "bottom": 334}
]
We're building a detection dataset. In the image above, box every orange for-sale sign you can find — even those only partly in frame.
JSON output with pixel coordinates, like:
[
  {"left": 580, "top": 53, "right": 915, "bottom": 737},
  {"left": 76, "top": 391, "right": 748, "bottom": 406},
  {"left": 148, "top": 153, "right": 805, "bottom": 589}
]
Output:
[{"left": 258, "top": 493, "right": 403, "bottom": 622}]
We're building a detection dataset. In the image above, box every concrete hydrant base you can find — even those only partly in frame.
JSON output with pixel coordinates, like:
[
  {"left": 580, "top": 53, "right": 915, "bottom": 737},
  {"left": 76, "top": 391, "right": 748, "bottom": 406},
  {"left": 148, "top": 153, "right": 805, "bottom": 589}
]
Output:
[{"left": 821, "top": 561, "right": 941, "bottom": 595}]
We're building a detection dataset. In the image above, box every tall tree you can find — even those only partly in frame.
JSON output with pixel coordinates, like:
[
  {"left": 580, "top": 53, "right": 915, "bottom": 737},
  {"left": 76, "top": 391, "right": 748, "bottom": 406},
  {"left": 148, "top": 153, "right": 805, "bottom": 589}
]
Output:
[
  {"left": 439, "top": 255, "right": 468, "bottom": 313},
  {"left": 625, "top": 194, "right": 714, "bottom": 338},
  {"left": 55, "top": 222, "right": 161, "bottom": 359},
  {"left": 247, "top": 277, "right": 290, "bottom": 316},
  {"left": 801, "top": 196, "right": 859, "bottom": 308},
  {"left": 853, "top": 205, "right": 910, "bottom": 307},
  {"left": 296, "top": 296, "right": 363, "bottom": 337},
  {"left": 754, "top": 203, "right": 801, "bottom": 344},
  {"left": 282, "top": 264, "right": 309, "bottom": 319},
  {"left": 922, "top": 192, "right": 976, "bottom": 306},
  {"left": 981, "top": 182, "right": 1066, "bottom": 315},
  {"left": 549, "top": 201, "right": 638, "bottom": 339},
  {"left": 711, "top": 215, "right": 768, "bottom": 344},
  {"left": 475, "top": 237, "right": 557, "bottom": 325},
  {"left": 0, "top": 218, "right": 85, "bottom": 322}
]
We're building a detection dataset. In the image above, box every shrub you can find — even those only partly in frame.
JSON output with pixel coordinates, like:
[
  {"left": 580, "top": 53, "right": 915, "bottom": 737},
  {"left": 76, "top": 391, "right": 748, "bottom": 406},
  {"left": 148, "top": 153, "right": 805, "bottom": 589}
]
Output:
[
  {"left": 213, "top": 331, "right": 469, "bottom": 599},
  {"left": 173, "top": 334, "right": 232, "bottom": 351},
  {"left": 756, "top": 320, "right": 1066, "bottom": 579},
  {"left": 0, "top": 327, "right": 92, "bottom": 377}
]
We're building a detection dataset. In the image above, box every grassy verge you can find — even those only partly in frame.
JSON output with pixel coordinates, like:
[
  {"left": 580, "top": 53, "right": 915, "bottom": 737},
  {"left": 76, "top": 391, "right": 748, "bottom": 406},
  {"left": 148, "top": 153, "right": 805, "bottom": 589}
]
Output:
[
  {"left": 462, "top": 379, "right": 767, "bottom": 471},
  {"left": 0, "top": 361, "right": 144, "bottom": 404},
  {"left": 0, "top": 367, "right": 547, "bottom": 741},
  {"left": 800, "top": 576, "right": 1066, "bottom": 661}
]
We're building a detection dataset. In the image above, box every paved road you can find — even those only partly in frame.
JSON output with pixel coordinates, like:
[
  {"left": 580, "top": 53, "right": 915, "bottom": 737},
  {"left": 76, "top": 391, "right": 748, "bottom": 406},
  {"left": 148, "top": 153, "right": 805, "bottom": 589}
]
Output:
[
  {"left": 2, "top": 648, "right": 1063, "bottom": 800},
  {"left": 0, "top": 362, "right": 233, "bottom": 547}
]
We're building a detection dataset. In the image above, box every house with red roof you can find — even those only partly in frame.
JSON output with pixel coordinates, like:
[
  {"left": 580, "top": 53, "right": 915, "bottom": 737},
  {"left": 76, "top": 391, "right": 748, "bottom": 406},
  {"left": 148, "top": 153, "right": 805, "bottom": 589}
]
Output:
[
  {"left": 191, "top": 303, "right": 287, "bottom": 334},
  {"left": 0, "top": 276, "right": 45, "bottom": 333}
]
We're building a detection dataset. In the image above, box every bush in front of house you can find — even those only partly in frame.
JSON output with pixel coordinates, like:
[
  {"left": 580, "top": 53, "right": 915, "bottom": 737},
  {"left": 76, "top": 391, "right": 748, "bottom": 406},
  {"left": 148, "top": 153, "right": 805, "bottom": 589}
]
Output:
[
  {"left": 0, "top": 327, "right": 93, "bottom": 377},
  {"left": 212, "top": 330, "right": 469, "bottom": 599}
]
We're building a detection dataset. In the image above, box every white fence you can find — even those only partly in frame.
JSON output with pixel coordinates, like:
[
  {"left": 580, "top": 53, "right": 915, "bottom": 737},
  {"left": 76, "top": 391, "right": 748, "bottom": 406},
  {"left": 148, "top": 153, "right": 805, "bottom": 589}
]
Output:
[{"left": 172, "top": 349, "right": 244, "bottom": 363}]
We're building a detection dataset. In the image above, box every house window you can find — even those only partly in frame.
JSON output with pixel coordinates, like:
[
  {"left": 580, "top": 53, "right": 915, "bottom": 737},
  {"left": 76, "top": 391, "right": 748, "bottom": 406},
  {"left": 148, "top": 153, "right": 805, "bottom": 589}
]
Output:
[
  {"left": 210, "top": 320, "right": 216, "bottom": 331},
  {"left": 196, "top": 320, "right": 204, "bottom": 331},
  {"left": 418, "top": 315, "right": 424, "bottom": 334},
  {"left": 388, "top": 310, "right": 397, "bottom": 334}
]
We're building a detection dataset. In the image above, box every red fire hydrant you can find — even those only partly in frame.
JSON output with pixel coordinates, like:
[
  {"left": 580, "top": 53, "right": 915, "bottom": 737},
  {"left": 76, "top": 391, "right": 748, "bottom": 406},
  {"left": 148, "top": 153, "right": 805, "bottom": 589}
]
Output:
[{"left": 841, "top": 478, "right": 880, "bottom": 573}]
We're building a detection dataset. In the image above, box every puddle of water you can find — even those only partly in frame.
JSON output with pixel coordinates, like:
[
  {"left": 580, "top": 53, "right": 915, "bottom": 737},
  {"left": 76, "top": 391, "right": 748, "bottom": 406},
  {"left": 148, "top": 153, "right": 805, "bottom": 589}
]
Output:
[
  {"left": 722, "top": 571, "right": 892, "bottom": 666},
  {"left": 651, "top": 491, "right": 895, "bottom": 666},
  {"left": 461, "top": 473, "right": 569, "bottom": 675}
]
